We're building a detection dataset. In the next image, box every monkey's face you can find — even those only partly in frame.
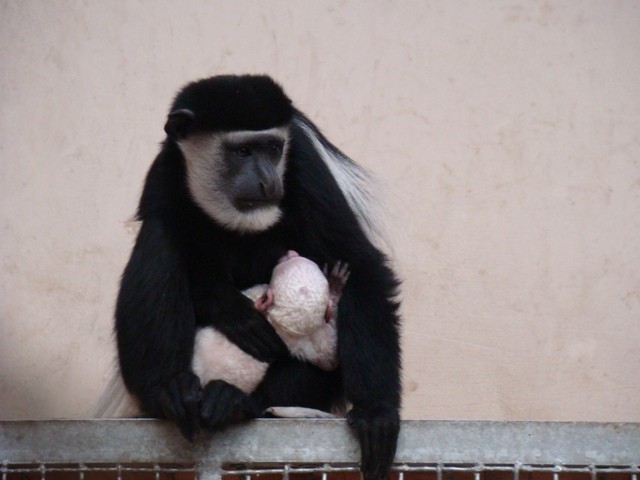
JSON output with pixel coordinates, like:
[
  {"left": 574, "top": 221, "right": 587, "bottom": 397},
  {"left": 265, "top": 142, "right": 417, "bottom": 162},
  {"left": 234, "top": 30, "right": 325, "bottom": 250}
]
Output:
[{"left": 177, "top": 127, "right": 290, "bottom": 233}]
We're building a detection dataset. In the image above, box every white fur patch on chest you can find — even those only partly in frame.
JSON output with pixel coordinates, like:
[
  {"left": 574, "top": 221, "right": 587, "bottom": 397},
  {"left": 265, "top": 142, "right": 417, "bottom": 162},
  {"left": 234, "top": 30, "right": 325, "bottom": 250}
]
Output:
[{"left": 192, "top": 326, "right": 269, "bottom": 394}]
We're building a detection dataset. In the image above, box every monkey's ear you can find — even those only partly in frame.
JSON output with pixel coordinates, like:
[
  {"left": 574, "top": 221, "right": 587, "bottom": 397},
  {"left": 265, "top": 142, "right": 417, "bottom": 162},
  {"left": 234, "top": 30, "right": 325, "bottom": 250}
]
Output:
[{"left": 164, "top": 109, "right": 195, "bottom": 139}]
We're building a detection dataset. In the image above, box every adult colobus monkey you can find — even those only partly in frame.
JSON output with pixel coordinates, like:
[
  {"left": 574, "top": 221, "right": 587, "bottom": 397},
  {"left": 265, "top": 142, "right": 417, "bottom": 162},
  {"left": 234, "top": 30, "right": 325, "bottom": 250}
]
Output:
[{"left": 115, "top": 75, "right": 401, "bottom": 480}]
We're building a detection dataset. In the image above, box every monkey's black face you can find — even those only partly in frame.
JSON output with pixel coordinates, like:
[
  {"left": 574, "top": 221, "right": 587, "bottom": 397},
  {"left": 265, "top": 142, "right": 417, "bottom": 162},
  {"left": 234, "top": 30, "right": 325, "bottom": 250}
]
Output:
[
  {"left": 177, "top": 127, "right": 290, "bottom": 233},
  {"left": 221, "top": 132, "right": 286, "bottom": 212}
]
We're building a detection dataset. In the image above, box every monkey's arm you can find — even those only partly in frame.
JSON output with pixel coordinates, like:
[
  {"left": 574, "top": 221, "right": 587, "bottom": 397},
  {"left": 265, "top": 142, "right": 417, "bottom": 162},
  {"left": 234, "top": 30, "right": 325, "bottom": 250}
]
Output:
[
  {"left": 338, "top": 255, "right": 401, "bottom": 480},
  {"left": 115, "top": 218, "right": 201, "bottom": 440},
  {"left": 286, "top": 133, "right": 401, "bottom": 480},
  {"left": 180, "top": 265, "right": 287, "bottom": 431},
  {"left": 287, "top": 129, "right": 401, "bottom": 480},
  {"left": 190, "top": 285, "right": 287, "bottom": 431},
  {"left": 191, "top": 280, "right": 287, "bottom": 364}
]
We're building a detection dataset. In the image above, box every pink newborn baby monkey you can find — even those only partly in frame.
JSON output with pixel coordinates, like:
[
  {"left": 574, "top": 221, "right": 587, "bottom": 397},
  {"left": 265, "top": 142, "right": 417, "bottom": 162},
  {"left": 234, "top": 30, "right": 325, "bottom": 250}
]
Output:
[{"left": 192, "top": 251, "right": 350, "bottom": 414}]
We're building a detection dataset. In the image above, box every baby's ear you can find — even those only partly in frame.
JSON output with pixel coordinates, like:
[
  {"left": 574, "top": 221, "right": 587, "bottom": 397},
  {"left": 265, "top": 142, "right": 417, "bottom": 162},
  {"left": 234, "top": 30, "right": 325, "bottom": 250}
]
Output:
[{"left": 254, "top": 287, "right": 274, "bottom": 313}]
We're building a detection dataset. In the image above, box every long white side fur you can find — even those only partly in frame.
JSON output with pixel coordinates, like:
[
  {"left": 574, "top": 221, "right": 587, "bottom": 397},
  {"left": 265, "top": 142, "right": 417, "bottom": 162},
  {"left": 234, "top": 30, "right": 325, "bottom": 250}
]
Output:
[
  {"left": 294, "top": 117, "right": 387, "bottom": 249},
  {"left": 91, "top": 362, "right": 140, "bottom": 418}
]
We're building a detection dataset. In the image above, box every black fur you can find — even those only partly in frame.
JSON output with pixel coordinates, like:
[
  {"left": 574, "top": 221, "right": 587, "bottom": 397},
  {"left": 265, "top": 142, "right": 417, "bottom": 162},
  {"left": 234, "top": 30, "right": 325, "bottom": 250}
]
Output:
[
  {"left": 168, "top": 74, "right": 293, "bottom": 134},
  {"left": 115, "top": 75, "right": 401, "bottom": 480}
]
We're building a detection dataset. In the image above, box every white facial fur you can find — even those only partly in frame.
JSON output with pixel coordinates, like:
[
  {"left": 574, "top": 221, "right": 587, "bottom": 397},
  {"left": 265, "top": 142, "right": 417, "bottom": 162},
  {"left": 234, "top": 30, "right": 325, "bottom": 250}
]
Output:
[{"left": 177, "top": 127, "right": 290, "bottom": 233}]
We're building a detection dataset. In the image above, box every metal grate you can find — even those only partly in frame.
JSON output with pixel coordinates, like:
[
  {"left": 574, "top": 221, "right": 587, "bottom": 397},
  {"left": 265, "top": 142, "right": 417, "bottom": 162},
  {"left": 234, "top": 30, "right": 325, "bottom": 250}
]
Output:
[
  {"left": 2, "top": 420, "right": 639, "bottom": 480},
  {"left": 2, "top": 463, "right": 639, "bottom": 480},
  {"left": 1, "top": 464, "right": 195, "bottom": 480}
]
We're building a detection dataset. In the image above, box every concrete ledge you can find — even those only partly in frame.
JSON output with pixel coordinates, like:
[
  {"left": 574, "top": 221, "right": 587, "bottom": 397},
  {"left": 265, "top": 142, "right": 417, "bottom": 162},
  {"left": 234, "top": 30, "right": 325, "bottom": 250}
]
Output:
[{"left": 1, "top": 419, "right": 639, "bottom": 466}]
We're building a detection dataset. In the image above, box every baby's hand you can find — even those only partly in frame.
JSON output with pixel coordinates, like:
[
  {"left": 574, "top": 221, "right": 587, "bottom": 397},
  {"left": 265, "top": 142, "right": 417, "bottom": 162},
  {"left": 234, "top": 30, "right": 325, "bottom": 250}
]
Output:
[
  {"left": 323, "top": 262, "right": 350, "bottom": 322},
  {"left": 326, "top": 261, "right": 350, "bottom": 300}
]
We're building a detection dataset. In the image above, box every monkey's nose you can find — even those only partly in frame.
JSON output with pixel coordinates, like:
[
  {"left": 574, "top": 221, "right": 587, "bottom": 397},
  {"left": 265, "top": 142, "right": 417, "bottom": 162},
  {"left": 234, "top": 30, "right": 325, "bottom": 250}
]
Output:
[
  {"left": 255, "top": 159, "right": 283, "bottom": 200},
  {"left": 260, "top": 182, "right": 274, "bottom": 198},
  {"left": 259, "top": 180, "right": 280, "bottom": 199}
]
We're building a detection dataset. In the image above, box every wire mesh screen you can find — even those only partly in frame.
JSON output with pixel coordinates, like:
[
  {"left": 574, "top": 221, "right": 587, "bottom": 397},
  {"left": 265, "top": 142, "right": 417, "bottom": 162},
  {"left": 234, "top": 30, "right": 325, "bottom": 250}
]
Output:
[
  {"left": 1, "top": 420, "right": 639, "bottom": 480},
  {"left": 2, "top": 463, "right": 639, "bottom": 480},
  {"left": 220, "top": 464, "right": 640, "bottom": 480},
  {"left": 1, "top": 464, "right": 195, "bottom": 480}
]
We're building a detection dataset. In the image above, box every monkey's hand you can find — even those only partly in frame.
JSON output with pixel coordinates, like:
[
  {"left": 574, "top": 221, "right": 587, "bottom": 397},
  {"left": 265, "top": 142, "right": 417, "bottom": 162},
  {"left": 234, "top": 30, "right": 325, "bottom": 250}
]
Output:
[
  {"left": 200, "top": 379, "right": 261, "bottom": 431},
  {"left": 347, "top": 405, "right": 400, "bottom": 480},
  {"left": 157, "top": 371, "right": 202, "bottom": 442}
]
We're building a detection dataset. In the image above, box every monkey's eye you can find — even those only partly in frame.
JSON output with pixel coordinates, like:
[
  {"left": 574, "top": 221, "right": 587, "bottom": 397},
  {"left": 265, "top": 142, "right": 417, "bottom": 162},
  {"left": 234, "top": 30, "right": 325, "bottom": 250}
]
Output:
[
  {"left": 235, "top": 146, "right": 251, "bottom": 158},
  {"left": 269, "top": 144, "right": 282, "bottom": 156}
]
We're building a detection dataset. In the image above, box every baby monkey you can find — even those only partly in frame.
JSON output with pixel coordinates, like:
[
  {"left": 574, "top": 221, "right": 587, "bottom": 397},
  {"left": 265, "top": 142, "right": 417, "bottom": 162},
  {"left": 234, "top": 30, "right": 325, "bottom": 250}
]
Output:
[{"left": 192, "top": 251, "right": 350, "bottom": 417}]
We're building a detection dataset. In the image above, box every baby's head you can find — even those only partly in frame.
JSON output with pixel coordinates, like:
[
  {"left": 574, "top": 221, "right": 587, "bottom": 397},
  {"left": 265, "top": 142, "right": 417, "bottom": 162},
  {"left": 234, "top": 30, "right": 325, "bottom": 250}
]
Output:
[{"left": 268, "top": 251, "right": 329, "bottom": 336}]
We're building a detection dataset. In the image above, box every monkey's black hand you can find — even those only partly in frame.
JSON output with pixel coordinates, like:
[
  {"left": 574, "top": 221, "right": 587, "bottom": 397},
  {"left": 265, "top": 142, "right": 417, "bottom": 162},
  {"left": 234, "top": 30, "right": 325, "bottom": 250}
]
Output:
[
  {"left": 200, "top": 379, "right": 261, "bottom": 431},
  {"left": 347, "top": 406, "right": 400, "bottom": 480},
  {"left": 157, "top": 371, "right": 202, "bottom": 442}
]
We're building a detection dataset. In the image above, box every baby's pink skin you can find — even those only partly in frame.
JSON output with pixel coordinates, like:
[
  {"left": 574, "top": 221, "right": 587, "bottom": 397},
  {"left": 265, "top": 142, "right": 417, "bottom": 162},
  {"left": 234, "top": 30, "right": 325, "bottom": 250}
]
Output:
[
  {"left": 278, "top": 250, "right": 300, "bottom": 263},
  {"left": 253, "top": 250, "right": 350, "bottom": 322},
  {"left": 254, "top": 288, "right": 274, "bottom": 313},
  {"left": 254, "top": 250, "right": 300, "bottom": 313}
]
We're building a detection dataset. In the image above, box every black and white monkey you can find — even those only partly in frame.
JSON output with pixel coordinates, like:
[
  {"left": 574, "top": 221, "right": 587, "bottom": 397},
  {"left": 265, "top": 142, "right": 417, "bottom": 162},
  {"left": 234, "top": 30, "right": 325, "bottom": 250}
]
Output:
[{"left": 114, "top": 75, "right": 401, "bottom": 480}]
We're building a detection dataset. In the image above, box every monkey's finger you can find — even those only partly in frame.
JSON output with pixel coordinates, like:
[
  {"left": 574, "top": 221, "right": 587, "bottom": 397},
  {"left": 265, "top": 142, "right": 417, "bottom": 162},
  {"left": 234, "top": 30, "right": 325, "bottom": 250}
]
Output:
[
  {"left": 368, "top": 416, "right": 399, "bottom": 480},
  {"left": 201, "top": 381, "right": 230, "bottom": 423},
  {"left": 369, "top": 422, "right": 387, "bottom": 480},
  {"left": 166, "top": 381, "right": 187, "bottom": 421},
  {"left": 348, "top": 411, "right": 373, "bottom": 479},
  {"left": 201, "top": 380, "right": 246, "bottom": 431},
  {"left": 163, "top": 373, "right": 201, "bottom": 441},
  {"left": 331, "top": 262, "right": 351, "bottom": 286},
  {"left": 379, "top": 430, "right": 399, "bottom": 480},
  {"left": 211, "top": 383, "right": 240, "bottom": 425},
  {"left": 330, "top": 261, "right": 342, "bottom": 278},
  {"left": 201, "top": 387, "right": 226, "bottom": 429},
  {"left": 159, "top": 384, "right": 192, "bottom": 441},
  {"left": 359, "top": 425, "right": 374, "bottom": 479},
  {"left": 158, "top": 388, "right": 179, "bottom": 422},
  {"left": 340, "top": 263, "right": 351, "bottom": 279},
  {"left": 180, "top": 374, "right": 202, "bottom": 438},
  {"left": 338, "top": 268, "right": 351, "bottom": 287}
]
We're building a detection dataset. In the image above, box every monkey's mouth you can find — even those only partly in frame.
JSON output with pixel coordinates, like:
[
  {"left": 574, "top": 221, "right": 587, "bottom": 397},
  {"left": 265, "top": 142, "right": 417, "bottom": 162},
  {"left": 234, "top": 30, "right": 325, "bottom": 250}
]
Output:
[{"left": 234, "top": 198, "right": 280, "bottom": 212}]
